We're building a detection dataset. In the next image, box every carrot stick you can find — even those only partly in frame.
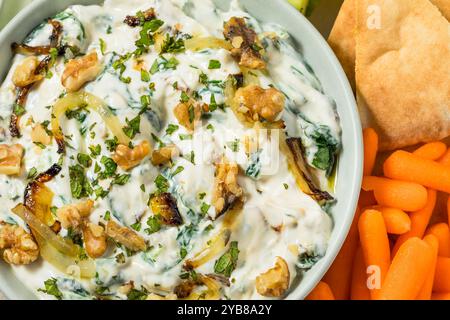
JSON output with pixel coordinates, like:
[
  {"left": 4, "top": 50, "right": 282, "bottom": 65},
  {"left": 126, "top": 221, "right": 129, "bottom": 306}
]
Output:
[
  {"left": 425, "top": 223, "right": 450, "bottom": 257},
  {"left": 305, "top": 281, "right": 335, "bottom": 300},
  {"left": 439, "top": 148, "right": 450, "bottom": 166},
  {"left": 363, "top": 128, "right": 378, "bottom": 176},
  {"left": 362, "top": 176, "right": 428, "bottom": 212},
  {"left": 377, "top": 238, "right": 434, "bottom": 300},
  {"left": 358, "top": 209, "right": 391, "bottom": 299},
  {"left": 377, "top": 207, "right": 411, "bottom": 235},
  {"left": 413, "top": 141, "right": 447, "bottom": 160},
  {"left": 323, "top": 207, "right": 361, "bottom": 300},
  {"left": 416, "top": 235, "right": 439, "bottom": 300},
  {"left": 433, "top": 257, "right": 450, "bottom": 293},
  {"left": 359, "top": 190, "right": 377, "bottom": 208},
  {"left": 392, "top": 189, "right": 437, "bottom": 255},
  {"left": 350, "top": 246, "right": 371, "bottom": 300},
  {"left": 432, "top": 292, "right": 450, "bottom": 300},
  {"left": 384, "top": 150, "right": 450, "bottom": 194}
]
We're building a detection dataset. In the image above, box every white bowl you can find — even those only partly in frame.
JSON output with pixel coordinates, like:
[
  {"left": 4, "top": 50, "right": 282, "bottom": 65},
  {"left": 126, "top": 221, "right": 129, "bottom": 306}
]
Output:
[{"left": 0, "top": 0, "right": 362, "bottom": 300}]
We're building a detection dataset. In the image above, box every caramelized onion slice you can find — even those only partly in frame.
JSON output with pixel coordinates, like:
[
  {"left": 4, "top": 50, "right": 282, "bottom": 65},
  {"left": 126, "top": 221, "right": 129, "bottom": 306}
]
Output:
[
  {"left": 185, "top": 229, "right": 231, "bottom": 269},
  {"left": 12, "top": 204, "right": 96, "bottom": 278},
  {"left": 51, "top": 91, "right": 130, "bottom": 153},
  {"left": 282, "top": 137, "right": 333, "bottom": 203},
  {"left": 185, "top": 37, "right": 232, "bottom": 52},
  {"left": 12, "top": 204, "right": 79, "bottom": 256}
]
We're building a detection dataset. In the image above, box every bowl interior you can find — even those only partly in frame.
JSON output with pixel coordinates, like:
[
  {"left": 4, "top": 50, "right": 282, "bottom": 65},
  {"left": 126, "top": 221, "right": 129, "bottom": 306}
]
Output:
[{"left": 0, "top": 0, "right": 362, "bottom": 300}]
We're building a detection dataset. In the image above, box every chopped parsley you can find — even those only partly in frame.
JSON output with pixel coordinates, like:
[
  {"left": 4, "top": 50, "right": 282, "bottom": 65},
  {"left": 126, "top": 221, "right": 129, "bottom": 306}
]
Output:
[
  {"left": 165, "top": 124, "right": 179, "bottom": 135},
  {"left": 160, "top": 33, "right": 185, "bottom": 54},
  {"left": 38, "top": 278, "right": 63, "bottom": 300},
  {"left": 154, "top": 174, "right": 169, "bottom": 193},
  {"left": 69, "top": 164, "right": 93, "bottom": 199},
  {"left": 77, "top": 153, "right": 92, "bottom": 168},
  {"left": 145, "top": 216, "right": 162, "bottom": 234},
  {"left": 122, "top": 115, "right": 141, "bottom": 139},
  {"left": 208, "top": 59, "right": 221, "bottom": 69},
  {"left": 214, "top": 241, "right": 239, "bottom": 277}
]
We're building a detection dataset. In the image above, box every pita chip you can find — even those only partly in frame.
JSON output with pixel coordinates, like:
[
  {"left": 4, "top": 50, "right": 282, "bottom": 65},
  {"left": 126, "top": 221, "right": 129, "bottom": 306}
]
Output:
[
  {"left": 355, "top": 0, "right": 450, "bottom": 151},
  {"left": 328, "top": 0, "right": 356, "bottom": 90},
  {"left": 430, "top": 0, "right": 450, "bottom": 21}
]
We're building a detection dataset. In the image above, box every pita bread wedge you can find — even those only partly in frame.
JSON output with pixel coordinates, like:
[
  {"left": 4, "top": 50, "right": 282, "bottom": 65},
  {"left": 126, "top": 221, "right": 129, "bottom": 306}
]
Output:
[
  {"left": 355, "top": 0, "right": 450, "bottom": 151},
  {"left": 430, "top": 0, "right": 450, "bottom": 21},
  {"left": 328, "top": 0, "right": 356, "bottom": 90}
]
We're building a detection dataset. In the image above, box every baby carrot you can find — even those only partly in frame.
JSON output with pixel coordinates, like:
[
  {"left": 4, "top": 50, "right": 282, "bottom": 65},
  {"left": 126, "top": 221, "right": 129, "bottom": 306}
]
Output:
[
  {"left": 439, "top": 148, "right": 450, "bottom": 166},
  {"left": 431, "top": 293, "right": 450, "bottom": 300},
  {"left": 377, "top": 238, "right": 433, "bottom": 300},
  {"left": 305, "top": 281, "right": 335, "bottom": 300},
  {"left": 433, "top": 257, "right": 450, "bottom": 293},
  {"left": 384, "top": 150, "right": 450, "bottom": 194},
  {"left": 363, "top": 128, "right": 378, "bottom": 175},
  {"left": 358, "top": 209, "right": 391, "bottom": 299},
  {"left": 392, "top": 189, "right": 437, "bottom": 255},
  {"left": 362, "top": 176, "right": 428, "bottom": 212},
  {"left": 416, "top": 235, "right": 439, "bottom": 300},
  {"left": 425, "top": 223, "right": 450, "bottom": 257},
  {"left": 377, "top": 207, "right": 411, "bottom": 235},
  {"left": 350, "top": 246, "right": 371, "bottom": 300},
  {"left": 323, "top": 207, "right": 361, "bottom": 300},
  {"left": 413, "top": 141, "right": 447, "bottom": 160}
]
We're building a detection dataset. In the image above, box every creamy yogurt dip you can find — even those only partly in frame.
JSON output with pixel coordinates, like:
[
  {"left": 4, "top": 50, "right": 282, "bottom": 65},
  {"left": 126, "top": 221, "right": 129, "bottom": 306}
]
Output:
[{"left": 0, "top": 0, "right": 341, "bottom": 300}]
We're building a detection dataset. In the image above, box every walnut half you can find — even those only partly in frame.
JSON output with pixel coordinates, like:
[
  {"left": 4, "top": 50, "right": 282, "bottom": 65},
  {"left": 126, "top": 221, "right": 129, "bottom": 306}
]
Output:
[
  {"left": 61, "top": 52, "right": 102, "bottom": 92},
  {"left": 0, "top": 144, "right": 24, "bottom": 175},
  {"left": 255, "top": 257, "right": 290, "bottom": 297},
  {"left": 0, "top": 223, "right": 39, "bottom": 265}
]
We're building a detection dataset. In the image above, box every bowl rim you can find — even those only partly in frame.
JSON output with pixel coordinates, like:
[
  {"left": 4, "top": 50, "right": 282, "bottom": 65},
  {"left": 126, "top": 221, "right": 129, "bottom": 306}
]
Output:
[{"left": 0, "top": 0, "right": 362, "bottom": 300}]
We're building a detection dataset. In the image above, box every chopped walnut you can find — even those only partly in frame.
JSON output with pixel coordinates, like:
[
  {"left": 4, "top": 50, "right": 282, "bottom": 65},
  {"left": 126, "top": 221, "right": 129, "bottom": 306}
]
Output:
[
  {"left": 56, "top": 200, "right": 94, "bottom": 230},
  {"left": 106, "top": 220, "right": 146, "bottom": 252},
  {"left": 112, "top": 141, "right": 151, "bottom": 171},
  {"left": 234, "top": 85, "right": 284, "bottom": 122},
  {"left": 223, "top": 17, "right": 266, "bottom": 69},
  {"left": 82, "top": 222, "right": 107, "bottom": 259},
  {"left": 0, "top": 223, "right": 39, "bottom": 265},
  {"left": 12, "top": 56, "right": 44, "bottom": 88},
  {"left": 61, "top": 52, "right": 102, "bottom": 92},
  {"left": 0, "top": 144, "right": 24, "bottom": 175},
  {"left": 151, "top": 145, "right": 179, "bottom": 165},
  {"left": 31, "top": 124, "right": 52, "bottom": 146},
  {"left": 255, "top": 257, "right": 290, "bottom": 297},
  {"left": 212, "top": 160, "right": 243, "bottom": 217},
  {"left": 173, "top": 102, "right": 202, "bottom": 131}
]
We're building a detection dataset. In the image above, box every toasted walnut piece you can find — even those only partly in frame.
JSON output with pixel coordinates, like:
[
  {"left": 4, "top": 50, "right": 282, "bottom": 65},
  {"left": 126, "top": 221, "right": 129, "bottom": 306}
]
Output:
[
  {"left": 234, "top": 85, "right": 284, "bottom": 122},
  {"left": 174, "top": 280, "right": 196, "bottom": 299},
  {"left": 31, "top": 124, "right": 52, "bottom": 145},
  {"left": 112, "top": 141, "right": 151, "bottom": 171},
  {"left": 151, "top": 145, "right": 179, "bottom": 166},
  {"left": 147, "top": 293, "right": 177, "bottom": 300},
  {"left": 82, "top": 222, "right": 107, "bottom": 259},
  {"left": 56, "top": 200, "right": 94, "bottom": 230},
  {"left": 0, "top": 223, "right": 39, "bottom": 265},
  {"left": 106, "top": 220, "right": 146, "bottom": 252},
  {"left": 12, "top": 56, "right": 44, "bottom": 88},
  {"left": 0, "top": 144, "right": 24, "bottom": 175},
  {"left": 117, "top": 282, "right": 134, "bottom": 295},
  {"left": 61, "top": 52, "right": 102, "bottom": 92},
  {"left": 173, "top": 102, "right": 202, "bottom": 131},
  {"left": 223, "top": 17, "right": 266, "bottom": 69},
  {"left": 255, "top": 257, "right": 290, "bottom": 297},
  {"left": 212, "top": 160, "right": 243, "bottom": 217}
]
